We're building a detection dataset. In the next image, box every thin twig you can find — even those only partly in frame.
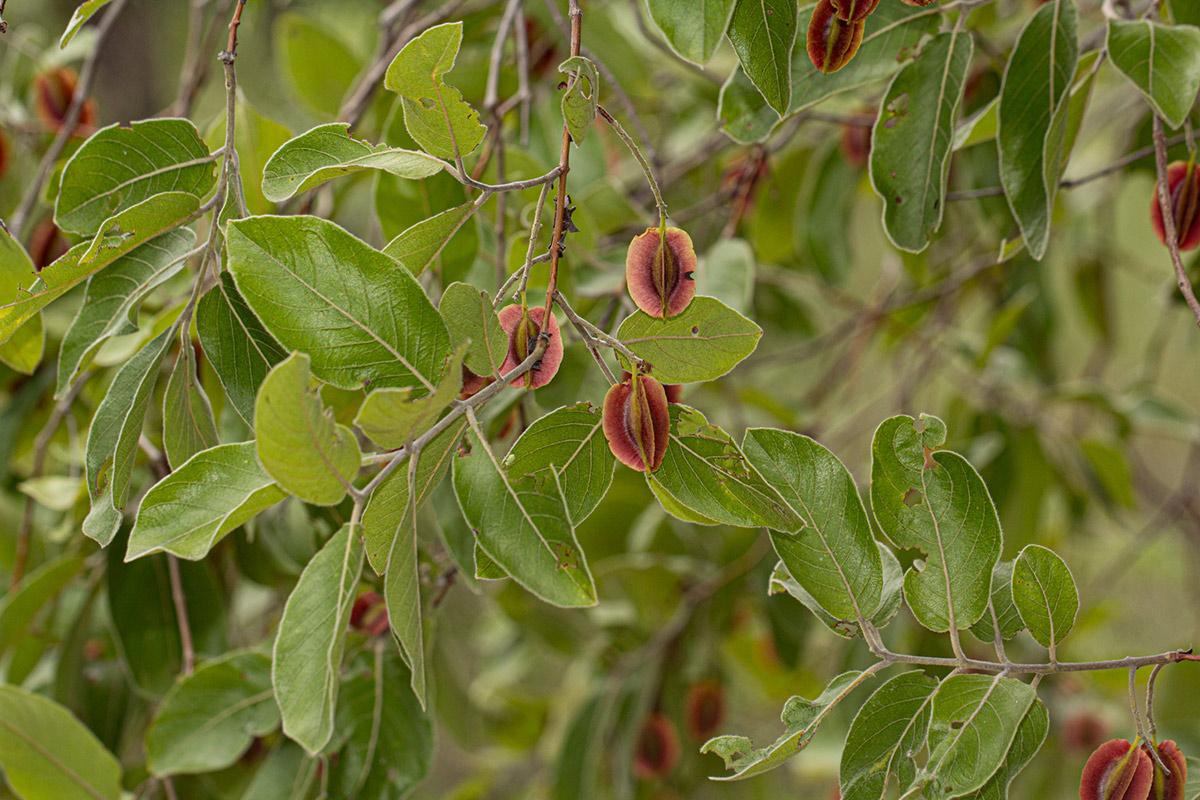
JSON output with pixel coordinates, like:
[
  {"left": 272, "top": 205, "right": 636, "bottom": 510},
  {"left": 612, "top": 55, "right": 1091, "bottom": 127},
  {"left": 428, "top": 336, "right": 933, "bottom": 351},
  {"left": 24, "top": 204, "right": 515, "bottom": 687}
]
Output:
[
  {"left": 1145, "top": 662, "right": 1166, "bottom": 743},
  {"left": 1152, "top": 115, "right": 1200, "bottom": 328},
  {"left": 554, "top": 290, "right": 647, "bottom": 371},
  {"left": 167, "top": 555, "right": 195, "bottom": 675}
]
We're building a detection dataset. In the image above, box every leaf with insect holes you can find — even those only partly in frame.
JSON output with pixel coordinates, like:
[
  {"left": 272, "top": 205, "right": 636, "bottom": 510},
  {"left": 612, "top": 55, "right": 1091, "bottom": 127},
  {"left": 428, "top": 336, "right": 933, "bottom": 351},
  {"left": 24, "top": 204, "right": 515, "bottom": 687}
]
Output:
[
  {"left": 839, "top": 671, "right": 937, "bottom": 800},
  {"left": 616, "top": 296, "right": 762, "bottom": 383},
  {"left": 384, "top": 22, "right": 487, "bottom": 160},
  {"left": 559, "top": 56, "right": 600, "bottom": 145}
]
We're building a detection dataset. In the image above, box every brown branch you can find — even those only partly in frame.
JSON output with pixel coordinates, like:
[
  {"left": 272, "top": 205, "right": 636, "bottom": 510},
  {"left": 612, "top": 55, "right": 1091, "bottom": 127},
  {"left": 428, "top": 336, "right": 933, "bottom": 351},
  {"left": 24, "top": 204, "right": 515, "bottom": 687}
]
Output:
[
  {"left": 167, "top": 555, "right": 195, "bottom": 675},
  {"left": 1152, "top": 115, "right": 1200, "bottom": 328}
]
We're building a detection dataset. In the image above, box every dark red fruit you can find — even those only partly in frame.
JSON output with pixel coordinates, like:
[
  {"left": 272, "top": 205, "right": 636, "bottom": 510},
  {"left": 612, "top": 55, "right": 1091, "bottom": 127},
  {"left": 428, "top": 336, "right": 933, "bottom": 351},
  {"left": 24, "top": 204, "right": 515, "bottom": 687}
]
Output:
[
  {"left": 1063, "top": 711, "right": 1109, "bottom": 754},
  {"left": 1151, "top": 161, "right": 1200, "bottom": 251},
  {"left": 633, "top": 714, "right": 680, "bottom": 780},
  {"left": 684, "top": 680, "right": 726, "bottom": 742},
  {"left": 32, "top": 68, "right": 97, "bottom": 136},
  {"left": 603, "top": 373, "right": 670, "bottom": 473},
  {"left": 496, "top": 304, "right": 563, "bottom": 390},
  {"left": 840, "top": 116, "right": 873, "bottom": 168},
  {"left": 1079, "top": 739, "right": 1153, "bottom": 800},
  {"left": 459, "top": 365, "right": 494, "bottom": 400},
  {"left": 350, "top": 591, "right": 389, "bottom": 637},
  {"left": 0, "top": 127, "right": 10, "bottom": 182},
  {"left": 807, "top": 0, "right": 866, "bottom": 74},
  {"left": 625, "top": 226, "right": 696, "bottom": 318},
  {"left": 621, "top": 370, "right": 682, "bottom": 404},
  {"left": 1144, "top": 740, "right": 1187, "bottom": 800},
  {"left": 829, "top": 0, "right": 881, "bottom": 22}
]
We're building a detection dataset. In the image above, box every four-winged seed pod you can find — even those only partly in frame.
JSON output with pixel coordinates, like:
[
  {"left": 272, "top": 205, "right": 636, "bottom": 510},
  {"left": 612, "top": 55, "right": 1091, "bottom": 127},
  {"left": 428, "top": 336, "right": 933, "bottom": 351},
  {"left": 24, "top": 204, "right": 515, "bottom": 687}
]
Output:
[
  {"left": 1079, "top": 739, "right": 1154, "bottom": 800},
  {"left": 497, "top": 304, "right": 564, "bottom": 390},
  {"left": 1144, "top": 740, "right": 1187, "bottom": 800},
  {"left": 603, "top": 372, "right": 670, "bottom": 473},
  {"left": 626, "top": 226, "right": 697, "bottom": 318},
  {"left": 1151, "top": 161, "right": 1200, "bottom": 251},
  {"left": 807, "top": 0, "right": 866, "bottom": 74}
]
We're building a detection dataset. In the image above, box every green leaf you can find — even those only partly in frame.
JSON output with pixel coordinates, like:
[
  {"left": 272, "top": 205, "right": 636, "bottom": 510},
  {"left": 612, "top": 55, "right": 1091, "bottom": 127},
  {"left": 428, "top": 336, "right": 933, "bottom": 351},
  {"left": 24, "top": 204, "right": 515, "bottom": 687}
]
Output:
[
  {"left": 649, "top": 406, "right": 799, "bottom": 530},
  {"left": 727, "top": 0, "right": 798, "bottom": 115},
  {"left": 226, "top": 215, "right": 451, "bottom": 392},
  {"left": 454, "top": 427, "right": 597, "bottom": 607},
  {"left": 83, "top": 325, "right": 176, "bottom": 546},
  {"left": 1107, "top": 20, "right": 1200, "bottom": 129},
  {"left": 997, "top": 0, "right": 1078, "bottom": 260},
  {"left": 162, "top": 329, "right": 218, "bottom": 469},
  {"left": 145, "top": 651, "right": 279, "bottom": 776},
  {"left": 646, "top": 0, "right": 736, "bottom": 63},
  {"left": 697, "top": 238, "right": 755, "bottom": 314},
  {"left": 1011, "top": 544, "right": 1078, "bottom": 650},
  {"left": 60, "top": 0, "right": 115, "bottom": 47},
  {"left": 870, "top": 414, "right": 1002, "bottom": 633},
  {"left": 354, "top": 345, "right": 465, "bottom": 449},
  {"left": 559, "top": 56, "right": 600, "bottom": 145},
  {"left": 504, "top": 402, "right": 615, "bottom": 524},
  {"left": 57, "top": 228, "right": 196, "bottom": 398},
  {"left": 383, "top": 201, "right": 479, "bottom": 276},
  {"left": 56, "top": 119, "right": 216, "bottom": 236},
  {"left": 703, "top": 670, "right": 874, "bottom": 781},
  {"left": 870, "top": 30, "right": 974, "bottom": 253},
  {"left": 256, "top": 352, "right": 361, "bottom": 506},
  {"left": 126, "top": 443, "right": 286, "bottom": 561},
  {"left": 769, "top": 540, "right": 902, "bottom": 638},
  {"left": 261, "top": 123, "right": 444, "bottom": 203},
  {"left": 0, "top": 226, "right": 44, "bottom": 375},
  {"left": 0, "top": 192, "right": 202, "bottom": 345},
  {"left": 439, "top": 281, "right": 507, "bottom": 376},
  {"left": 384, "top": 22, "right": 487, "bottom": 160},
  {"left": 275, "top": 13, "right": 361, "bottom": 118},
  {"left": 0, "top": 685, "right": 122, "bottom": 800},
  {"left": 383, "top": 469, "right": 428, "bottom": 708},
  {"left": 362, "top": 419, "right": 467, "bottom": 574},
  {"left": 616, "top": 296, "right": 762, "bottom": 383},
  {"left": 196, "top": 272, "right": 287, "bottom": 426},
  {"left": 907, "top": 675, "right": 1037, "bottom": 800},
  {"left": 956, "top": 698, "right": 1049, "bottom": 800},
  {"left": 272, "top": 524, "right": 363, "bottom": 755},
  {"left": 326, "top": 650, "right": 433, "bottom": 798},
  {"left": 0, "top": 554, "right": 85, "bottom": 663},
  {"left": 743, "top": 428, "right": 883, "bottom": 624},
  {"left": 718, "top": 3, "right": 939, "bottom": 143},
  {"left": 970, "top": 560, "right": 1024, "bottom": 642},
  {"left": 839, "top": 671, "right": 938, "bottom": 800}
]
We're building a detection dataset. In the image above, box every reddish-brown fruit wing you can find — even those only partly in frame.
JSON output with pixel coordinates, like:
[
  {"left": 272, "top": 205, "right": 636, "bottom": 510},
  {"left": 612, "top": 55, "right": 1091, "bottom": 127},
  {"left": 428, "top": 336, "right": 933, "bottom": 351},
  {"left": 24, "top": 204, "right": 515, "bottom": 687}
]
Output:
[
  {"left": 633, "top": 714, "right": 680, "bottom": 780},
  {"left": 0, "top": 127, "right": 10, "bottom": 182},
  {"left": 807, "top": 0, "right": 866, "bottom": 74},
  {"left": 898, "top": 0, "right": 939, "bottom": 6},
  {"left": 625, "top": 226, "right": 697, "bottom": 318},
  {"left": 841, "top": 117, "right": 873, "bottom": 168},
  {"left": 497, "top": 304, "right": 563, "bottom": 389},
  {"left": 1151, "top": 161, "right": 1200, "bottom": 252},
  {"left": 829, "top": 0, "right": 881, "bottom": 22},
  {"left": 684, "top": 680, "right": 726, "bottom": 742},
  {"left": 621, "top": 370, "right": 683, "bottom": 404},
  {"left": 603, "top": 375, "right": 670, "bottom": 473},
  {"left": 459, "top": 365, "right": 494, "bottom": 400},
  {"left": 1145, "top": 740, "right": 1187, "bottom": 800},
  {"left": 350, "top": 591, "right": 389, "bottom": 637},
  {"left": 32, "top": 68, "right": 97, "bottom": 135},
  {"left": 1080, "top": 739, "right": 1154, "bottom": 800}
]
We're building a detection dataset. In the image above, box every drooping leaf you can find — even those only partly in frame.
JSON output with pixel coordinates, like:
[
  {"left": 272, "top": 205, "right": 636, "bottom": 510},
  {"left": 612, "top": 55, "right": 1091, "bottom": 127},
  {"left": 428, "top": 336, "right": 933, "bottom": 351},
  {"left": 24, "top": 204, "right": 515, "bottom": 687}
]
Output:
[
  {"left": 260, "top": 123, "right": 444, "bottom": 203},
  {"left": 956, "top": 698, "right": 1049, "bottom": 800},
  {"left": 145, "top": 651, "right": 279, "bottom": 776},
  {"left": 162, "top": 328, "right": 218, "bottom": 469},
  {"left": 273, "top": 524, "right": 363, "bottom": 755},
  {"left": 82, "top": 325, "right": 176, "bottom": 546},
  {"left": 0, "top": 554, "right": 85, "bottom": 663},
  {"left": 697, "top": 238, "right": 755, "bottom": 314},
  {"left": 275, "top": 13, "right": 360, "bottom": 118},
  {"left": 969, "top": 560, "right": 1025, "bottom": 642},
  {"left": 649, "top": 406, "right": 799, "bottom": 530},
  {"left": 726, "top": 0, "right": 798, "bottom": 115},
  {"left": 559, "top": 56, "right": 600, "bottom": 145},
  {"left": 256, "top": 352, "right": 361, "bottom": 506},
  {"left": 646, "top": 0, "right": 737, "bottom": 64},
  {"left": 743, "top": 428, "right": 883, "bottom": 624},
  {"left": 326, "top": 650, "right": 433, "bottom": 798},
  {"left": 839, "top": 671, "right": 938, "bottom": 800},
  {"left": 1011, "top": 544, "right": 1078, "bottom": 650},
  {"left": 1106, "top": 19, "right": 1200, "bottom": 130},
  {"left": 383, "top": 464, "right": 427, "bottom": 707},
  {"left": 0, "top": 685, "right": 122, "bottom": 800},
  {"left": 997, "top": 0, "right": 1078, "bottom": 260},
  {"left": 126, "top": 443, "right": 286, "bottom": 561},
  {"left": 196, "top": 272, "right": 287, "bottom": 426},
  {"left": 870, "top": 414, "right": 1002, "bottom": 633},
  {"left": 56, "top": 119, "right": 217, "bottom": 235},
  {"left": 907, "top": 675, "right": 1037, "bottom": 800},
  {"left": 0, "top": 193, "right": 202, "bottom": 345},
  {"left": 60, "top": 0, "right": 116, "bottom": 47},
  {"left": 769, "top": 540, "right": 902, "bottom": 638},
  {"left": 439, "top": 281, "right": 507, "bottom": 376},
  {"left": 226, "top": 215, "right": 451, "bottom": 392},
  {"left": 0, "top": 225, "right": 44, "bottom": 375},
  {"left": 384, "top": 22, "right": 487, "bottom": 160},
  {"left": 870, "top": 29, "right": 974, "bottom": 253},
  {"left": 383, "top": 202, "right": 480, "bottom": 276},
  {"left": 454, "top": 427, "right": 597, "bottom": 607},
  {"left": 703, "top": 670, "right": 874, "bottom": 781},
  {"left": 57, "top": 228, "right": 196, "bottom": 397},
  {"left": 616, "top": 296, "right": 762, "bottom": 383},
  {"left": 354, "top": 345, "right": 465, "bottom": 450}
]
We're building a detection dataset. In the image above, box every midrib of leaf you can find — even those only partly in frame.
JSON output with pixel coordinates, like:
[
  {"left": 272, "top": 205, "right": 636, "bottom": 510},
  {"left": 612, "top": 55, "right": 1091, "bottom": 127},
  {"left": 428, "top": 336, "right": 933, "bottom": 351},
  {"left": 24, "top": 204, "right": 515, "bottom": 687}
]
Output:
[
  {"left": 671, "top": 433, "right": 774, "bottom": 517},
  {"left": 755, "top": 0, "right": 782, "bottom": 100},
  {"left": 1147, "top": 22, "right": 1156, "bottom": 100},
  {"left": 919, "top": 29, "right": 964, "bottom": 229},
  {"left": 1025, "top": 558, "right": 1058, "bottom": 644},
  {"left": 621, "top": 331, "right": 754, "bottom": 344},
  {"left": 251, "top": 240, "right": 437, "bottom": 393},
  {"left": 68, "top": 152, "right": 217, "bottom": 223},
  {"left": 471, "top": 423, "right": 559, "bottom": 560},
  {"left": 218, "top": 280, "right": 274, "bottom": 364},
  {"left": 922, "top": 675, "right": 1003, "bottom": 781},
  {"left": 300, "top": 388, "right": 353, "bottom": 495},
  {"left": 0, "top": 715, "right": 110, "bottom": 800},
  {"left": 920, "top": 462, "right": 959, "bottom": 630}
]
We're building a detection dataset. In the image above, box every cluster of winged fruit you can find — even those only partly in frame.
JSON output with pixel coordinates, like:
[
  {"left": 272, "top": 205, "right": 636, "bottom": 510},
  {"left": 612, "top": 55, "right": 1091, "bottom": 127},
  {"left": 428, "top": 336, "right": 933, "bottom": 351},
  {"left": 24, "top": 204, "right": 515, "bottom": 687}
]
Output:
[{"left": 1080, "top": 738, "right": 1187, "bottom": 800}]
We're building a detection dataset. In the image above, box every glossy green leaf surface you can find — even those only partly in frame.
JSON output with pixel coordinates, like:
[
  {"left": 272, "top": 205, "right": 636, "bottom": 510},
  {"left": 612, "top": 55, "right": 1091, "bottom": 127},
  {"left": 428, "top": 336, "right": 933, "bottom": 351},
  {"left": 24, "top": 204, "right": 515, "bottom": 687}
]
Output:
[
  {"left": 1011, "top": 544, "right": 1078, "bottom": 649},
  {"left": 646, "top": 0, "right": 736, "bottom": 63},
  {"left": 616, "top": 296, "right": 762, "bottom": 383},
  {"left": 726, "top": 0, "right": 798, "bottom": 115},
  {"left": 1107, "top": 19, "right": 1200, "bottom": 129}
]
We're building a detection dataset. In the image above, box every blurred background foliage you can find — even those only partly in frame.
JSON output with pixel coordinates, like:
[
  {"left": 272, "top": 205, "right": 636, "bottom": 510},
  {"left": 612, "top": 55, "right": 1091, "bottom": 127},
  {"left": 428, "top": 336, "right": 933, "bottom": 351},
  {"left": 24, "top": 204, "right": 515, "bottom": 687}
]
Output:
[{"left": 1, "top": 0, "right": 1198, "bottom": 797}]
